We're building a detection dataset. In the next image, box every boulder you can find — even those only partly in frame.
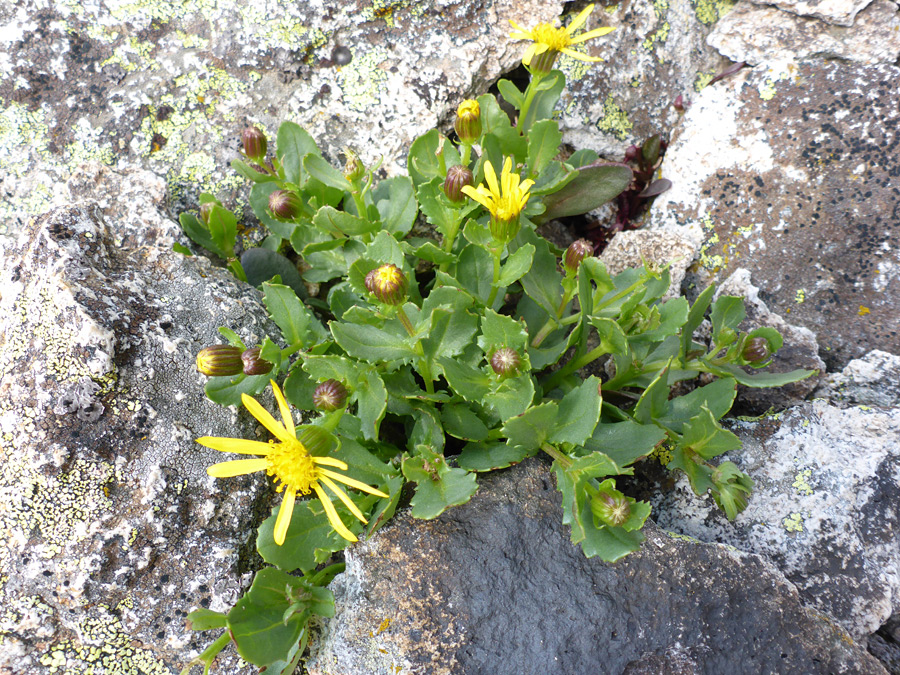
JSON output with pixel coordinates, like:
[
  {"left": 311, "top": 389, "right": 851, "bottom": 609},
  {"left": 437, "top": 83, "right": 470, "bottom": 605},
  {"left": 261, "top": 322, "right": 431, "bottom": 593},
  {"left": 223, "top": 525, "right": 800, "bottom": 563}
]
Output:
[
  {"left": 816, "top": 349, "right": 900, "bottom": 409},
  {"left": 307, "top": 458, "right": 884, "bottom": 675}
]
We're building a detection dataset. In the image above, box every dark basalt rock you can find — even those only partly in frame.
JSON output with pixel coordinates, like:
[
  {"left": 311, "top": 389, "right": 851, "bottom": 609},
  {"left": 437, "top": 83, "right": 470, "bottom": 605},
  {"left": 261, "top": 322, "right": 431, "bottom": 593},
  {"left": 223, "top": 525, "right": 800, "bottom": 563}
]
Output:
[{"left": 307, "top": 458, "right": 884, "bottom": 675}]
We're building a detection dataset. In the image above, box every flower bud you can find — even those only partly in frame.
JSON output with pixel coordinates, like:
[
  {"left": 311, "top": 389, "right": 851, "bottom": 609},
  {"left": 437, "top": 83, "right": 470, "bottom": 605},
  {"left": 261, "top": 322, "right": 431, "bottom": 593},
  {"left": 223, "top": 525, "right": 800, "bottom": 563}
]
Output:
[
  {"left": 742, "top": 337, "right": 770, "bottom": 365},
  {"left": 528, "top": 49, "right": 558, "bottom": 77},
  {"left": 490, "top": 348, "right": 521, "bottom": 378},
  {"left": 343, "top": 149, "right": 365, "bottom": 183},
  {"left": 199, "top": 202, "right": 214, "bottom": 225},
  {"left": 624, "top": 145, "right": 641, "bottom": 163},
  {"left": 196, "top": 345, "right": 243, "bottom": 377},
  {"left": 564, "top": 239, "right": 594, "bottom": 273},
  {"left": 241, "top": 347, "right": 273, "bottom": 375},
  {"left": 268, "top": 189, "right": 303, "bottom": 220},
  {"left": 241, "top": 127, "right": 267, "bottom": 161},
  {"left": 313, "top": 379, "right": 348, "bottom": 412},
  {"left": 443, "top": 165, "right": 474, "bottom": 203},
  {"left": 590, "top": 479, "right": 631, "bottom": 527},
  {"left": 454, "top": 100, "right": 482, "bottom": 145},
  {"left": 365, "top": 264, "right": 408, "bottom": 306}
]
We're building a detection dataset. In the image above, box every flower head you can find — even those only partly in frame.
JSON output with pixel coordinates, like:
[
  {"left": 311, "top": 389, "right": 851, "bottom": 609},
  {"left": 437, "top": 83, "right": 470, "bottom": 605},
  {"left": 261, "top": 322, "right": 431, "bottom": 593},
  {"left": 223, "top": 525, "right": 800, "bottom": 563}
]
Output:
[
  {"left": 461, "top": 157, "right": 534, "bottom": 243},
  {"left": 197, "top": 381, "right": 388, "bottom": 545},
  {"left": 241, "top": 127, "right": 267, "bottom": 161},
  {"left": 454, "top": 99, "right": 482, "bottom": 144},
  {"left": 509, "top": 4, "right": 615, "bottom": 75},
  {"left": 196, "top": 345, "right": 243, "bottom": 377},
  {"left": 443, "top": 164, "right": 474, "bottom": 203},
  {"left": 365, "top": 263, "right": 408, "bottom": 305}
]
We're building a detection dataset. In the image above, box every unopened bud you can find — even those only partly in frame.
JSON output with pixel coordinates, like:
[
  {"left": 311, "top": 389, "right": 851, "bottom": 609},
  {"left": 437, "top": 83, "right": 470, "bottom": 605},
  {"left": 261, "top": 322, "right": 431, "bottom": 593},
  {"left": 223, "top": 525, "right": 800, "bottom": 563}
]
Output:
[
  {"left": 241, "top": 127, "right": 267, "bottom": 161},
  {"left": 527, "top": 48, "right": 559, "bottom": 77},
  {"left": 196, "top": 345, "right": 243, "bottom": 377},
  {"left": 590, "top": 479, "right": 632, "bottom": 527},
  {"left": 364, "top": 264, "right": 408, "bottom": 305},
  {"left": 199, "top": 202, "right": 214, "bottom": 225},
  {"left": 268, "top": 189, "right": 303, "bottom": 220},
  {"left": 454, "top": 100, "right": 482, "bottom": 144},
  {"left": 241, "top": 347, "right": 273, "bottom": 375},
  {"left": 443, "top": 165, "right": 474, "bottom": 203},
  {"left": 313, "top": 379, "right": 348, "bottom": 412},
  {"left": 564, "top": 239, "right": 594, "bottom": 273},
  {"left": 343, "top": 149, "right": 365, "bottom": 183},
  {"left": 742, "top": 337, "right": 770, "bottom": 365},
  {"left": 490, "top": 348, "right": 521, "bottom": 377},
  {"left": 624, "top": 145, "right": 641, "bottom": 162}
]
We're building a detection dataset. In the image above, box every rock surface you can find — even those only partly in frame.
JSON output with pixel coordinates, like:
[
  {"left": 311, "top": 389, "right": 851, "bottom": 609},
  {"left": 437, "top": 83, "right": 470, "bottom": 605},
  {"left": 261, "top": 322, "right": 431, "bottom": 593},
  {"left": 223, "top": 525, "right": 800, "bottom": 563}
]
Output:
[
  {"left": 816, "top": 349, "right": 900, "bottom": 409},
  {"left": 307, "top": 458, "right": 884, "bottom": 675},
  {"left": 648, "top": 61, "right": 900, "bottom": 370},
  {"left": 0, "top": 169, "right": 283, "bottom": 673},
  {"left": 708, "top": 0, "right": 900, "bottom": 65},
  {"left": 652, "top": 401, "right": 900, "bottom": 639}
]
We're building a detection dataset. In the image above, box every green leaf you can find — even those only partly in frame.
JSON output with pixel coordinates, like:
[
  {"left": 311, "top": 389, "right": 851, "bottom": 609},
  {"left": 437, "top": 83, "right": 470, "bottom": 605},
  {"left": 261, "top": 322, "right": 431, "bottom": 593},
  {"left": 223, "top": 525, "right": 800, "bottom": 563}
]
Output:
[
  {"left": 178, "top": 212, "right": 217, "bottom": 255},
  {"left": 585, "top": 420, "right": 667, "bottom": 468},
  {"left": 658, "top": 377, "right": 737, "bottom": 433},
  {"left": 568, "top": 149, "right": 599, "bottom": 167},
  {"left": 218, "top": 326, "right": 246, "bottom": 349},
  {"left": 517, "top": 228, "right": 562, "bottom": 316},
  {"left": 373, "top": 176, "right": 417, "bottom": 236},
  {"left": 682, "top": 284, "right": 715, "bottom": 358},
  {"left": 629, "top": 297, "right": 689, "bottom": 344},
  {"left": 530, "top": 160, "right": 578, "bottom": 196},
  {"left": 413, "top": 241, "right": 456, "bottom": 265},
  {"left": 711, "top": 461, "right": 754, "bottom": 520},
  {"left": 642, "top": 134, "right": 662, "bottom": 166},
  {"left": 478, "top": 308, "right": 530, "bottom": 356},
  {"left": 680, "top": 406, "right": 742, "bottom": 460},
  {"left": 535, "top": 162, "right": 633, "bottom": 224},
  {"left": 497, "top": 78, "right": 525, "bottom": 109},
  {"left": 456, "top": 441, "right": 533, "bottom": 472},
  {"left": 704, "top": 362, "right": 817, "bottom": 388},
  {"left": 441, "top": 403, "right": 490, "bottom": 441},
  {"left": 484, "top": 375, "right": 535, "bottom": 421},
  {"left": 250, "top": 181, "right": 299, "bottom": 239},
  {"left": 303, "top": 154, "right": 351, "bottom": 192},
  {"left": 668, "top": 446, "right": 715, "bottom": 496},
  {"left": 462, "top": 217, "right": 493, "bottom": 247},
  {"left": 407, "top": 128, "right": 461, "bottom": 187},
  {"left": 710, "top": 295, "right": 746, "bottom": 345},
  {"left": 263, "top": 282, "right": 325, "bottom": 347},
  {"left": 527, "top": 119, "right": 563, "bottom": 176},
  {"left": 231, "top": 158, "right": 276, "bottom": 183},
  {"left": 632, "top": 360, "right": 673, "bottom": 424},
  {"left": 456, "top": 244, "right": 494, "bottom": 304},
  {"left": 187, "top": 608, "right": 228, "bottom": 631},
  {"left": 277, "top": 122, "right": 319, "bottom": 185},
  {"left": 172, "top": 242, "right": 193, "bottom": 256},
  {"left": 420, "top": 307, "right": 479, "bottom": 375},
  {"left": 257, "top": 500, "right": 350, "bottom": 573},
  {"left": 501, "top": 401, "right": 557, "bottom": 453},
  {"left": 520, "top": 70, "right": 565, "bottom": 132},
  {"left": 205, "top": 373, "right": 271, "bottom": 407},
  {"left": 402, "top": 449, "right": 478, "bottom": 519},
  {"left": 330, "top": 321, "right": 413, "bottom": 364},
  {"left": 437, "top": 357, "right": 492, "bottom": 401},
  {"left": 409, "top": 404, "right": 445, "bottom": 454},
  {"left": 283, "top": 365, "right": 316, "bottom": 410},
  {"left": 550, "top": 376, "right": 602, "bottom": 446},
  {"left": 313, "top": 205, "right": 377, "bottom": 237},
  {"left": 498, "top": 243, "right": 535, "bottom": 287},
  {"left": 242, "top": 248, "right": 308, "bottom": 299},
  {"left": 356, "top": 369, "right": 388, "bottom": 441},
  {"left": 417, "top": 177, "right": 458, "bottom": 240},
  {"left": 475, "top": 93, "right": 527, "bottom": 161}
]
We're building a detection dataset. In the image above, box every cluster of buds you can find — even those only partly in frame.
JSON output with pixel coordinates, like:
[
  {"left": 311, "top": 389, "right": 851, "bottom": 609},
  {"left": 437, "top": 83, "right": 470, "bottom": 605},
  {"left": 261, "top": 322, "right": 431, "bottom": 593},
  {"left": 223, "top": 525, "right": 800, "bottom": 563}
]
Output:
[
  {"left": 590, "top": 479, "right": 632, "bottom": 527},
  {"left": 454, "top": 100, "right": 481, "bottom": 145},
  {"left": 490, "top": 348, "right": 522, "bottom": 378},
  {"left": 196, "top": 345, "right": 273, "bottom": 377},
  {"left": 313, "top": 379, "right": 348, "bottom": 412},
  {"left": 563, "top": 239, "right": 594, "bottom": 274},
  {"left": 364, "top": 264, "right": 408, "bottom": 306}
]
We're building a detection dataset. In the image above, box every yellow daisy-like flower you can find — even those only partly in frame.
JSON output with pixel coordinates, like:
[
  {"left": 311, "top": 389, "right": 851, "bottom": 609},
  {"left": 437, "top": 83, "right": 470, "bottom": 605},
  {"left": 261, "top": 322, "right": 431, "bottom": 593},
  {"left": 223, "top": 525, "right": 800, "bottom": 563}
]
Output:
[
  {"left": 197, "top": 381, "right": 388, "bottom": 545},
  {"left": 509, "top": 4, "right": 615, "bottom": 74},
  {"left": 461, "top": 157, "right": 534, "bottom": 243}
]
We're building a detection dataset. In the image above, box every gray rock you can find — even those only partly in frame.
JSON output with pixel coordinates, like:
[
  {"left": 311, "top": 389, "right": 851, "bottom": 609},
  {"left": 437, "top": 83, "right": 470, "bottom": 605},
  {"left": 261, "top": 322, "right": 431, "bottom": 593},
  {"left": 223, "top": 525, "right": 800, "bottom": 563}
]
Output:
[
  {"left": 816, "top": 349, "right": 900, "bottom": 408},
  {"left": 307, "top": 458, "right": 884, "bottom": 675},
  {"left": 709, "top": 0, "right": 900, "bottom": 65},
  {"left": 647, "top": 61, "right": 900, "bottom": 370},
  {"left": 652, "top": 401, "right": 900, "bottom": 639},
  {"left": 716, "top": 268, "right": 825, "bottom": 413},
  {"left": 749, "top": 0, "right": 877, "bottom": 25},
  {"left": 0, "top": 169, "right": 284, "bottom": 673}
]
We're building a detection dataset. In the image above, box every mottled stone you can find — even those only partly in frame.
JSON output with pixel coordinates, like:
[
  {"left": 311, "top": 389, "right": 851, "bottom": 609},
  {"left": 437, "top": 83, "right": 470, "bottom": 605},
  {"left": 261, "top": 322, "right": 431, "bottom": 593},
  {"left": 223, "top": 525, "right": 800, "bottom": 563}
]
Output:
[
  {"left": 648, "top": 61, "right": 900, "bottom": 370},
  {"left": 816, "top": 349, "right": 900, "bottom": 408},
  {"left": 652, "top": 401, "right": 900, "bottom": 639},
  {"left": 749, "top": 0, "right": 877, "bottom": 25},
  {"left": 716, "top": 268, "right": 825, "bottom": 413},
  {"left": 0, "top": 168, "right": 284, "bottom": 674},
  {"left": 307, "top": 458, "right": 884, "bottom": 675},
  {"left": 709, "top": 0, "right": 900, "bottom": 65}
]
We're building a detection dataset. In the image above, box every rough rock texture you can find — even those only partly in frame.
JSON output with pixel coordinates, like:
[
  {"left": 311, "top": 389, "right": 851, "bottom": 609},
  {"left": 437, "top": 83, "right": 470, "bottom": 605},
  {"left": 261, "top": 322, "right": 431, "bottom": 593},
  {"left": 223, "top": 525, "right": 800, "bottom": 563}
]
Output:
[
  {"left": 307, "top": 458, "right": 884, "bottom": 675},
  {"left": 647, "top": 61, "right": 900, "bottom": 370},
  {"left": 652, "top": 402, "right": 900, "bottom": 639},
  {"left": 708, "top": 0, "right": 900, "bottom": 65},
  {"left": 816, "top": 349, "right": 900, "bottom": 409},
  {"left": 716, "top": 268, "right": 825, "bottom": 413},
  {"left": 0, "top": 0, "right": 567, "bottom": 240},
  {"left": 0, "top": 168, "right": 284, "bottom": 673},
  {"left": 751, "top": 0, "right": 877, "bottom": 25}
]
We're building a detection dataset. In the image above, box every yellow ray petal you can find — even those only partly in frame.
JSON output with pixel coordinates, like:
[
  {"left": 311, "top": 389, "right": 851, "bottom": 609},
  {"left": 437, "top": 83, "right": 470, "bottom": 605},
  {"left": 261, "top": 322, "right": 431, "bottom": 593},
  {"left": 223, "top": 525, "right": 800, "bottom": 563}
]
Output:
[
  {"left": 461, "top": 185, "right": 492, "bottom": 210},
  {"left": 522, "top": 43, "right": 538, "bottom": 66},
  {"left": 319, "top": 468, "right": 390, "bottom": 498},
  {"left": 270, "top": 380, "right": 296, "bottom": 438},
  {"left": 241, "top": 393, "right": 292, "bottom": 442},
  {"left": 566, "top": 4, "right": 594, "bottom": 34},
  {"left": 484, "top": 160, "right": 500, "bottom": 197},
  {"left": 207, "top": 458, "right": 268, "bottom": 478},
  {"left": 312, "top": 483, "right": 357, "bottom": 542},
  {"left": 196, "top": 437, "right": 274, "bottom": 455},
  {"left": 560, "top": 48, "right": 604, "bottom": 62},
  {"left": 568, "top": 26, "right": 615, "bottom": 43},
  {"left": 320, "top": 476, "right": 368, "bottom": 523},
  {"left": 274, "top": 489, "right": 296, "bottom": 545},
  {"left": 313, "top": 456, "right": 350, "bottom": 470},
  {"left": 520, "top": 178, "right": 535, "bottom": 193}
]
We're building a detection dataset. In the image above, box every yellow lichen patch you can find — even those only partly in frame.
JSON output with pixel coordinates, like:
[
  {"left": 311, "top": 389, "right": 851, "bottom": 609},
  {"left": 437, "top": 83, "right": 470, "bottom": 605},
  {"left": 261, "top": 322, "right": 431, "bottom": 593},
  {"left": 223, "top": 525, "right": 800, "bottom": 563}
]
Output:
[
  {"left": 665, "top": 531, "right": 700, "bottom": 543},
  {"left": 792, "top": 469, "right": 813, "bottom": 496},
  {"left": 858, "top": 305, "right": 870, "bottom": 316},
  {"left": 795, "top": 288, "right": 806, "bottom": 304},
  {"left": 697, "top": 214, "right": 725, "bottom": 271},
  {"left": 0, "top": 101, "right": 53, "bottom": 179},
  {"left": 99, "top": 37, "right": 160, "bottom": 73},
  {"left": 66, "top": 119, "right": 116, "bottom": 167},
  {"left": 337, "top": 48, "right": 390, "bottom": 113},
  {"left": 595, "top": 93, "right": 633, "bottom": 140},
  {"left": 690, "top": 0, "right": 735, "bottom": 25},
  {"left": 558, "top": 50, "right": 594, "bottom": 83},
  {"left": 361, "top": 0, "right": 426, "bottom": 27},
  {"left": 694, "top": 71, "right": 715, "bottom": 92},
  {"left": 783, "top": 512, "right": 804, "bottom": 532},
  {"left": 642, "top": 0, "right": 670, "bottom": 52}
]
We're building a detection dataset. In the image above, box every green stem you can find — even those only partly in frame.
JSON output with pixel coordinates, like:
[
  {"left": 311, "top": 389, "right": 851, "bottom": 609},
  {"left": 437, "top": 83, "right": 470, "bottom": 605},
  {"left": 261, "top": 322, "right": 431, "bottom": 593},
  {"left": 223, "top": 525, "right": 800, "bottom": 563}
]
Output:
[
  {"left": 542, "top": 343, "right": 609, "bottom": 391},
  {"left": 540, "top": 442, "right": 571, "bottom": 468},
  {"left": 318, "top": 408, "right": 345, "bottom": 432},
  {"left": 485, "top": 246, "right": 503, "bottom": 307},
  {"left": 518, "top": 72, "right": 546, "bottom": 133},
  {"left": 179, "top": 632, "right": 231, "bottom": 675},
  {"left": 531, "top": 286, "right": 577, "bottom": 348},
  {"left": 397, "top": 306, "right": 416, "bottom": 338},
  {"left": 460, "top": 143, "right": 472, "bottom": 167},
  {"left": 438, "top": 208, "right": 463, "bottom": 273},
  {"left": 398, "top": 306, "right": 435, "bottom": 395}
]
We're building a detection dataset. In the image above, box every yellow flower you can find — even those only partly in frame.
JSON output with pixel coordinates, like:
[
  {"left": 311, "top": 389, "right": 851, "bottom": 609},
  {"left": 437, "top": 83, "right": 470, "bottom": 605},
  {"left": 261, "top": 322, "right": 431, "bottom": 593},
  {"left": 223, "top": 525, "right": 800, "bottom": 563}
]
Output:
[
  {"left": 455, "top": 99, "right": 482, "bottom": 144},
  {"left": 461, "top": 157, "right": 534, "bottom": 243},
  {"left": 509, "top": 4, "right": 615, "bottom": 73},
  {"left": 197, "top": 381, "right": 388, "bottom": 545}
]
